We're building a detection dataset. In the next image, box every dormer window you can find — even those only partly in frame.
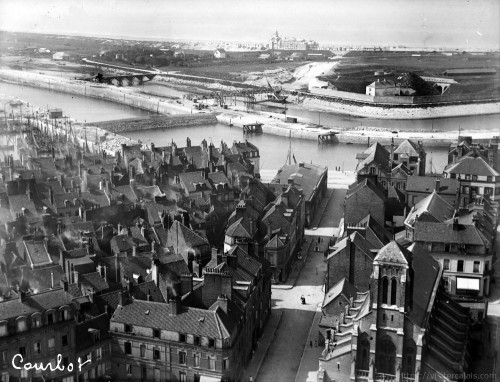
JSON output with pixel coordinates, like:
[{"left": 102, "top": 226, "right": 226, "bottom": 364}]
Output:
[
  {"left": 16, "top": 317, "right": 27, "bottom": 333},
  {"left": 0, "top": 321, "right": 8, "bottom": 337},
  {"left": 32, "top": 313, "right": 42, "bottom": 328}
]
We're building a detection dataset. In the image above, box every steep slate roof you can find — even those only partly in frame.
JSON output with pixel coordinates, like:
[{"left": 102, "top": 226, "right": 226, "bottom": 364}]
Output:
[
  {"left": 405, "top": 191, "right": 455, "bottom": 226},
  {"left": 355, "top": 142, "right": 391, "bottom": 173},
  {"left": 406, "top": 175, "right": 459, "bottom": 195},
  {"left": 354, "top": 214, "right": 393, "bottom": 248},
  {"left": 394, "top": 139, "right": 420, "bottom": 156},
  {"left": 413, "top": 221, "right": 488, "bottom": 246},
  {"left": 75, "top": 313, "right": 110, "bottom": 352},
  {"left": 374, "top": 241, "right": 410, "bottom": 265},
  {"left": 80, "top": 272, "right": 110, "bottom": 292},
  {"left": 445, "top": 156, "right": 499, "bottom": 177},
  {"left": 225, "top": 217, "right": 252, "bottom": 239},
  {"left": 0, "top": 288, "right": 74, "bottom": 320},
  {"left": 167, "top": 220, "right": 209, "bottom": 249},
  {"left": 322, "top": 278, "right": 358, "bottom": 309},
  {"left": 111, "top": 299, "right": 232, "bottom": 339},
  {"left": 179, "top": 172, "right": 212, "bottom": 194},
  {"left": 345, "top": 178, "right": 387, "bottom": 202},
  {"left": 272, "top": 163, "right": 326, "bottom": 201},
  {"left": 407, "top": 244, "right": 441, "bottom": 327},
  {"left": 326, "top": 231, "right": 374, "bottom": 261}
]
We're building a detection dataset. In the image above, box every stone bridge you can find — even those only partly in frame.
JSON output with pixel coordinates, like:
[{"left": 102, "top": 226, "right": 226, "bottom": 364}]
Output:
[{"left": 79, "top": 73, "right": 157, "bottom": 86}]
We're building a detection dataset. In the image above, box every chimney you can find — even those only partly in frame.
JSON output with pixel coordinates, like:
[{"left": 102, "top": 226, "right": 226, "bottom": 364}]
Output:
[
  {"left": 50, "top": 271, "right": 54, "bottom": 289},
  {"left": 212, "top": 247, "right": 222, "bottom": 265},
  {"left": 347, "top": 235, "right": 354, "bottom": 285},
  {"left": 151, "top": 259, "right": 160, "bottom": 287},
  {"left": 49, "top": 185, "right": 54, "bottom": 205},
  {"left": 453, "top": 217, "right": 459, "bottom": 231},
  {"left": 180, "top": 274, "right": 193, "bottom": 295},
  {"left": 435, "top": 178, "right": 441, "bottom": 192},
  {"left": 117, "top": 290, "right": 127, "bottom": 306},
  {"left": 217, "top": 295, "right": 229, "bottom": 315},
  {"left": 192, "top": 258, "right": 201, "bottom": 278},
  {"left": 74, "top": 271, "right": 80, "bottom": 287},
  {"left": 132, "top": 244, "right": 137, "bottom": 257},
  {"left": 202, "top": 270, "right": 232, "bottom": 307},
  {"left": 169, "top": 296, "right": 181, "bottom": 316},
  {"left": 288, "top": 177, "right": 294, "bottom": 185},
  {"left": 60, "top": 278, "right": 68, "bottom": 292},
  {"left": 18, "top": 286, "right": 26, "bottom": 303}
]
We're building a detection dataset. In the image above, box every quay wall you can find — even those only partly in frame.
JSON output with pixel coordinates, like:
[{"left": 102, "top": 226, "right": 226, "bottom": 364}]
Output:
[
  {"left": 0, "top": 70, "right": 194, "bottom": 115},
  {"left": 301, "top": 97, "right": 500, "bottom": 119},
  {"left": 216, "top": 113, "right": 492, "bottom": 147}
]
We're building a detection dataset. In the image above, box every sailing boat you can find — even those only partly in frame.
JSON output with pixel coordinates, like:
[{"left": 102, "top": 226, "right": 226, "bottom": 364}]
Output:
[{"left": 284, "top": 131, "right": 297, "bottom": 166}]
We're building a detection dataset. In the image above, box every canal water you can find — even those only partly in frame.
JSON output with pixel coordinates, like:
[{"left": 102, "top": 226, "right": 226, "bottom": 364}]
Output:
[{"left": 0, "top": 81, "right": 462, "bottom": 173}]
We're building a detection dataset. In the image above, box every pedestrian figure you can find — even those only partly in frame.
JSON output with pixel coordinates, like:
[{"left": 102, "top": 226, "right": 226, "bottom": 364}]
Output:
[{"left": 301, "top": 295, "right": 306, "bottom": 305}]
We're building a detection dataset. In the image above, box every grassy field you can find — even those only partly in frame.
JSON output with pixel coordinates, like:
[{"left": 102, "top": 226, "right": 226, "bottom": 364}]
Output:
[{"left": 321, "top": 51, "right": 500, "bottom": 96}]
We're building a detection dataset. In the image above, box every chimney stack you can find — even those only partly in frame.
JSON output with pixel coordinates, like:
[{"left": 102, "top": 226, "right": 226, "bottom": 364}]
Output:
[{"left": 435, "top": 178, "right": 441, "bottom": 192}]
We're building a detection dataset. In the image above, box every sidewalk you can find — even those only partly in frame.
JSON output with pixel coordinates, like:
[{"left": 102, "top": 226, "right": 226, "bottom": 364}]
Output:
[
  {"left": 295, "top": 309, "right": 324, "bottom": 382},
  {"left": 241, "top": 309, "right": 284, "bottom": 382}
]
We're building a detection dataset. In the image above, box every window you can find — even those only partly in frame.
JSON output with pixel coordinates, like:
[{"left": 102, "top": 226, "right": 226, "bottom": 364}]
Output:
[
  {"left": 179, "top": 371, "right": 187, "bottom": 382},
  {"left": 487, "top": 176, "right": 493, "bottom": 182},
  {"left": 209, "top": 338, "right": 215, "bottom": 348},
  {"left": 48, "top": 337, "right": 55, "bottom": 349},
  {"left": 32, "top": 315, "right": 41, "bottom": 328},
  {"left": 179, "top": 351, "right": 186, "bottom": 365},
  {"left": 223, "top": 358, "right": 229, "bottom": 370},
  {"left": 443, "top": 259, "right": 450, "bottom": 271},
  {"left": 194, "top": 353, "right": 200, "bottom": 367},
  {"left": 126, "top": 364, "right": 132, "bottom": 375},
  {"left": 153, "top": 329, "right": 160, "bottom": 338},
  {"left": 140, "top": 344, "right": 146, "bottom": 358},
  {"left": 0, "top": 323, "right": 7, "bottom": 337},
  {"left": 153, "top": 349, "right": 160, "bottom": 360},
  {"left": 194, "top": 336, "right": 200, "bottom": 346},
  {"left": 444, "top": 243, "right": 451, "bottom": 252},
  {"left": 390, "top": 279, "right": 397, "bottom": 305},
  {"left": 381, "top": 277, "right": 389, "bottom": 304},
  {"left": 444, "top": 277, "right": 451, "bottom": 292},
  {"left": 209, "top": 356, "right": 216, "bottom": 370},
  {"left": 141, "top": 365, "right": 147, "bottom": 381},
  {"left": 47, "top": 313, "right": 54, "bottom": 324},
  {"left": 1, "top": 350, "right": 7, "bottom": 364},
  {"left": 63, "top": 357, "right": 69, "bottom": 368},
  {"left": 472, "top": 175, "right": 477, "bottom": 181},
  {"left": 485, "top": 261, "right": 490, "bottom": 272},
  {"left": 19, "top": 346, "right": 26, "bottom": 357},
  {"left": 124, "top": 324, "right": 132, "bottom": 333},
  {"left": 95, "top": 347, "right": 102, "bottom": 360},
  {"left": 124, "top": 342, "right": 132, "bottom": 355},
  {"left": 179, "top": 333, "right": 186, "bottom": 342},
  {"left": 457, "top": 260, "right": 464, "bottom": 272},
  {"left": 465, "top": 174, "right": 471, "bottom": 180},
  {"left": 34, "top": 341, "right": 41, "bottom": 354},
  {"left": 62, "top": 334, "right": 68, "bottom": 347},
  {"left": 473, "top": 261, "right": 480, "bottom": 273},
  {"left": 61, "top": 309, "right": 69, "bottom": 321},
  {"left": 17, "top": 318, "right": 27, "bottom": 333}
]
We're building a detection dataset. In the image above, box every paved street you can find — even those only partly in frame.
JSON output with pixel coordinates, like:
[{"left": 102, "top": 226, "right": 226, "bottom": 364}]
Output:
[{"left": 251, "top": 187, "right": 344, "bottom": 382}]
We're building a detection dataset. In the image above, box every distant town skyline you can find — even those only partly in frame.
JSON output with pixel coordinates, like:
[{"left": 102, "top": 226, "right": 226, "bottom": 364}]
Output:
[{"left": 0, "top": 0, "right": 499, "bottom": 50}]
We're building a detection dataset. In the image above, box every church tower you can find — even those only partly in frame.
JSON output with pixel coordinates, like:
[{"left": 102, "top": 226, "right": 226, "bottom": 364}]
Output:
[{"left": 369, "top": 241, "right": 413, "bottom": 378}]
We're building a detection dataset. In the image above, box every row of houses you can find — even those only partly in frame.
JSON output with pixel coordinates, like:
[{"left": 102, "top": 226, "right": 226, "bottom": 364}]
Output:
[{"left": 317, "top": 137, "right": 499, "bottom": 381}]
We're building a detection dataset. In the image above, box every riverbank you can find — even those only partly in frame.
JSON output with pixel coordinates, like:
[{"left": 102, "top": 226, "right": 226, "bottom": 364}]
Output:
[{"left": 0, "top": 69, "right": 198, "bottom": 116}]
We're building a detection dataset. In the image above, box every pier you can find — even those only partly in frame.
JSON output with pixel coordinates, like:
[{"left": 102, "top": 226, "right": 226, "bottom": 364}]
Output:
[
  {"left": 318, "top": 131, "right": 339, "bottom": 144},
  {"left": 243, "top": 122, "right": 263, "bottom": 134}
]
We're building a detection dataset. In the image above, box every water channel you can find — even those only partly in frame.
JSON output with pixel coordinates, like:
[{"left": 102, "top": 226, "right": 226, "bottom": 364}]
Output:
[{"left": 3, "top": 80, "right": 492, "bottom": 173}]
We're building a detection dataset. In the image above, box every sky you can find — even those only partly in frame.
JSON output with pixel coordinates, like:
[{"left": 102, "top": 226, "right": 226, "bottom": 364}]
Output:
[{"left": 1, "top": 0, "right": 499, "bottom": 49}]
